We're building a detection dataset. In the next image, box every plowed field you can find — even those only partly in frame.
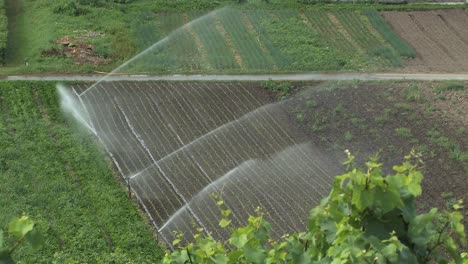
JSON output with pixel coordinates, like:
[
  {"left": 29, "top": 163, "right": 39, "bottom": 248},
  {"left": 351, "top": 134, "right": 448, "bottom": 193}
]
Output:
[{"left": 383, "top": 9, "right": 468, "bottom": 72}]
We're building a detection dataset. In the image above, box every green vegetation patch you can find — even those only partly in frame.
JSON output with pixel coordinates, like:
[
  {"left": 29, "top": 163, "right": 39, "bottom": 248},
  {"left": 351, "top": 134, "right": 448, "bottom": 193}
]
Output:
[
  {"left": 364, "top": 9, "right": 415, "bottom": 58},
  {"left": 0, "top": 82, "right": 163, "bottom": 262},
  {"left": 0, "top": 0, "right": 6, "bottom": 65},
  {"left": 260, "top": 15, "right": 348, "bottom": 71}
]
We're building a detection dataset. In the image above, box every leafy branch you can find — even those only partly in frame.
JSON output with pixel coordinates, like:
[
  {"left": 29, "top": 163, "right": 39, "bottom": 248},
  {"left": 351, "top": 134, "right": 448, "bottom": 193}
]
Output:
[{"left": 163, "top": 152, "right": 467, "bottom": 264}]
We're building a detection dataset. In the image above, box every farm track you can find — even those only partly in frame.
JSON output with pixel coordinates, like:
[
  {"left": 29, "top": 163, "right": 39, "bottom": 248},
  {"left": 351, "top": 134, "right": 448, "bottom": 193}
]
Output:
[{"left": 5, "top": 72, "right": 468, "bottom": 81}]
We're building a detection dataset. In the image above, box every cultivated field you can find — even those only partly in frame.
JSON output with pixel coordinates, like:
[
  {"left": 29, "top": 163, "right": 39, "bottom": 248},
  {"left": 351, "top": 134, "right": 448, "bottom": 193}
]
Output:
[
  {"left": 70, "top": 79, "right": 468, "bottom": 245},
  {"left": 73, "top": 82, "right": 342, "bottom": 244},
  {"left": 129, "top": 8, "right": 412, "bottom": 73},
  {"left": 285, "top": 80, "right": 468, "bottom": 222},
  {"left": 383, "top": 9, "right": 468, "bottom": 72}
]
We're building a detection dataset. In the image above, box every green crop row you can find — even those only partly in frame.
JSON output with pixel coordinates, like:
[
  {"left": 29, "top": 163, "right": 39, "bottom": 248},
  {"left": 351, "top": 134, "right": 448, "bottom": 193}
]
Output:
[
  {"left": 128, "top": 7, "right": 414, "bottom": 73},
  {"left": 0, "top": 82, "right": 163, "bottom": 262},
  {"left": 364, "top": 9, "right": 416, "bottom": 58}
]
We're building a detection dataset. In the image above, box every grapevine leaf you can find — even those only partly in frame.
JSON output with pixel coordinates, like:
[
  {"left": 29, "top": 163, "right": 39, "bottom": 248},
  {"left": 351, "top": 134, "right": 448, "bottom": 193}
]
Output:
[
  {"left": 8, "top": 216, "right": 34, "bottom": 239},
  {"left": 172, "top": 239, "right": 181, "bottom": 246},
  {"left": 25, "top": 230, "right": 43, "bottom": 251},
  {"left": 169, "top": 250, "right": 189, "bottom": 263},
  {"left": 397, "top": 247, "right": 418, "bottom": 264},
  {"left": 407, "top": 171, "right": 422, "bottom": 197},
  {"left": 212, "top": 253, "right": 229, "bottom": 264},
  {"left": 227, "top": 250, "right": 243, "bottom": 261},
  {"left": 229, "top": 233, "right": 248, "bottom": 248},
  {"left": 244, "top": 245, "right": 265, "bottom": 264},
  {"left": 0, "top": 250, "right": 13, "bottom": 264},
  {"left": 219, "top": 219, "right": 231, "bottom": 228},
  {"left": 381, "top": 243, "right": 398, "bottom": 262}
]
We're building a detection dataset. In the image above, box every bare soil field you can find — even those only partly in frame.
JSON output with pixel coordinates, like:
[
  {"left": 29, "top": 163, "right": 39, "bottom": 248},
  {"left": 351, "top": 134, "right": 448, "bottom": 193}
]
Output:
[
  {"left": 383, "top": 9, "right": 468, "bottom": 72},
  {"left": 287, "top": 80, "right": 467, "bottom": 227}
]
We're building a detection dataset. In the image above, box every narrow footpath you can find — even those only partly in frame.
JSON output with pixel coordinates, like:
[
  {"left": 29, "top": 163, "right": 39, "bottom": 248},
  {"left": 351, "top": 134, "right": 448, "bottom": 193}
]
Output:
[{"left": 4, "top": 73, "right": 468, "bottom": 82}]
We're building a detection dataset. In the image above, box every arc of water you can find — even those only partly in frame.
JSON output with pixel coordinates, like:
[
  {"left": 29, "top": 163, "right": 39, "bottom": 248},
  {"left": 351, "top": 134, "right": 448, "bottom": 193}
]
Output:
[
  {"left": 71, "top": 87, "right": 97, "bottom": 133},
  {"left": 78, "top": 7, "right": 228, "bottom": 97},
  {"left": 113, "top": 97, "right": 210, "bottom": 234},
  {"left": 129, "top": 102, "right": 278, "bottom": 181},
  {"left": 158, "top": 160, "right": 256, "bottom": 232},
  {"left": 67, "top": 84, "right": 173, "bottom": 246}
]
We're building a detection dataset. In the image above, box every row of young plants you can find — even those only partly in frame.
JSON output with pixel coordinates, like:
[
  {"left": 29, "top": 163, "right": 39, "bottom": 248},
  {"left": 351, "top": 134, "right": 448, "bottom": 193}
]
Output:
[
  {"left": 80, "top": 81, "right": 335, "bottom": 244},
  {"left": 130, "top": 7, "right": 412, "bottom": 73},
  {"left": 0, "top": 82, "right": 164, "bottom": 262}
]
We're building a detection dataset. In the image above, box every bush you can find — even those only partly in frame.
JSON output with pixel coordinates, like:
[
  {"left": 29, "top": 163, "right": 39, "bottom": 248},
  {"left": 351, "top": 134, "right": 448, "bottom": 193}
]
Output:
[
  {"left": 163, "top": 153, "right": 467, "bottom": 263},
  {"left": 53, "top": 1, "right": 90, "bottom": 16},
  {"left": 261, "top": 80, "right": 293, "bottom": 98}
]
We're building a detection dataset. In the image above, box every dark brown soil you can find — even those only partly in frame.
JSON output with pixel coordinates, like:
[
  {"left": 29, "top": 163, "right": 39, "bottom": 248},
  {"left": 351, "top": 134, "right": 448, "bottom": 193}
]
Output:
[
  {"left": 285, "top": 81, "right": 467, "bottom": 223},
  {"left": 42, "top": 32, "right": 111, "bottom": 66},
  {"left": 383, "top": 10, "right": 468, "bottom": 72}
]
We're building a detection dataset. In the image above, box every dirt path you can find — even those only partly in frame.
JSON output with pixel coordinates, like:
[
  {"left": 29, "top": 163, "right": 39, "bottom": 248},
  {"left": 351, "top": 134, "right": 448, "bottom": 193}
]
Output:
[{"left": 5, "top": 73, "right": 468, "bottom": 82}]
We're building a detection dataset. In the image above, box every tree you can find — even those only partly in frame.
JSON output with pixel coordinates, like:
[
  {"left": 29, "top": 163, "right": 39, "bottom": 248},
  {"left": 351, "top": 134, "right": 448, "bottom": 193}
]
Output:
[{"left": 163, "top": 151, "right": 467, "bottom": 263}]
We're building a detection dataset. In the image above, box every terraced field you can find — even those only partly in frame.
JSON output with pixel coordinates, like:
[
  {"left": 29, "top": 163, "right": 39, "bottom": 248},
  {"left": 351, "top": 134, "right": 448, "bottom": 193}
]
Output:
[
  {"left": 72, "top": 82, "right": 342, "bottom": 245},
  {"left": 129, "top": 8, "right": 413, "bottom": 73}
]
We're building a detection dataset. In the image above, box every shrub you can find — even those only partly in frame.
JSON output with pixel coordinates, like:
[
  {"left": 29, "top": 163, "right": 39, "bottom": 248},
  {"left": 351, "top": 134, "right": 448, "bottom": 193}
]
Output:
[{"left": 261, "top": 80, "right": 293, "bottom": 98}]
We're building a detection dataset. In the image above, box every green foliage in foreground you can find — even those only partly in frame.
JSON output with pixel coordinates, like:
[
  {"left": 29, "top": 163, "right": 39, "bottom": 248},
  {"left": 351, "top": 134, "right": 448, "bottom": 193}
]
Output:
[
  {"left": 0, "top": 216, "right": 43, "bottom": 263},
  {"left": 164, "top": 152, "right": 467, "bottom": 263}
]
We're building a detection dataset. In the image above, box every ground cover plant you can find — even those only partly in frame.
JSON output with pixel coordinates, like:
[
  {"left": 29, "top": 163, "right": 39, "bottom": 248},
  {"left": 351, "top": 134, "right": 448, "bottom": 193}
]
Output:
[{"left": 0, "top": 81, "right": 164, "bottom": 262}]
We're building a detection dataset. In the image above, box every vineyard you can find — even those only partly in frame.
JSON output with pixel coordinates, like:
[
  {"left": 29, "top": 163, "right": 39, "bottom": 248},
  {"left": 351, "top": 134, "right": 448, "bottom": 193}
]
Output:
[
  {"left": 72, "top": 81, "right": 342, "bottom": 245},
  {"left": 127, "top": 7, "right": 413, "bottom": 73},
  {"left": 0, "top": 82, "right": 163, "bottom": 262}
]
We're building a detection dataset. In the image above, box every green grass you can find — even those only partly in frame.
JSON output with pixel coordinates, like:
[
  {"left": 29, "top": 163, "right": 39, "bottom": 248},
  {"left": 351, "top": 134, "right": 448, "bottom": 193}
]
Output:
[
  {"left": 0, "top": 81, "right": 164, "bottom": 262},
  {"left": 403, "top": 84, "right": 423, "bottom": 102},
  {"left": 395, "top": 127, "right": 413, "bottom": 139},
  {"left": 435, "top": 81, "right": 468, "bottom": 93}
]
